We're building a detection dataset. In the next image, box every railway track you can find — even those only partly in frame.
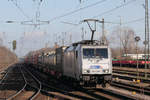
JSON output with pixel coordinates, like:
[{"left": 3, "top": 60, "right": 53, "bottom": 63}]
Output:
[
  {"left": 28, "top": 66, "right": 113, "bottom": 100},
  {"left": 23, "top": 67, "right": 42, "bottom": 100},
  {"left": 0, "top": 64, "right": 48, "bottom": 100},
  {"left": 111, "top": 66, "right": 150, "bottom": 99},
  {"left": 113, "top": 67, "right": 150, "bottom": 83},
  {"left": 0, "top": 66, "right": 14, "bottom": 83},
  {"left": 27, "top": 66, "right": 96, "bottom": 100},
  {"left": 5, "top": 65, "right": 27, "bottom": 100},
  {"left": 113, "top": 70, "right": 150, "bottom": 78},
  {"left": 9, "top": 65, "right": 43, "bottom": 100},
  {"left": 0, "top": 68, "right": 12, "bottom": 84},
  {"left": 19, "top": 65, "right": 79, "bottom": 100},
  {"left": 1, "top": 64, "right": 79, "bottom": 100},
  {"left": 1, "top": 64, "right": 149, "bottom": 100},
  {"left": 113, "top": 67, "right": 150, "bottom": 77},
  {"left": 111, "top": 80, "right": 150, "bottom": 95},
  {"left": 0, "top": 64, "right": 25, "bottom": 100},
  {"left": 27, "top": 65, "right": 140, "bottom": 100}
]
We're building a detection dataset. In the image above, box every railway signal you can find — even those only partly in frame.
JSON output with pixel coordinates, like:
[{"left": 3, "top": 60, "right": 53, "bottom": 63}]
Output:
[
  {"left": 135, "top": 36, "right": 140, "bottom": 42},
  {"left": 12, "top": 40, "right": 17, "bottom": 51},
  {"left": 135, "top": 36, "right": 140, "bottom": 81}
]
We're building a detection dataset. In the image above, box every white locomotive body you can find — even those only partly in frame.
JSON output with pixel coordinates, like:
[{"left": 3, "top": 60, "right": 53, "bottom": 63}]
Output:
[{"left": 63, "top": 40, "right": 112, "bottom": 86}]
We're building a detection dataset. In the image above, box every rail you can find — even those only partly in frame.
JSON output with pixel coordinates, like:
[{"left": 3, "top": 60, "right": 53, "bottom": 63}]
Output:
[
  {"left": 24, "top": 67, "right": 41, "bottom": 100},
  {"left": 6, "top": 65, "right": 27, "bottom": 100},
  {"left": 0, "top": 67, "right": 13, "bottom": 84}
]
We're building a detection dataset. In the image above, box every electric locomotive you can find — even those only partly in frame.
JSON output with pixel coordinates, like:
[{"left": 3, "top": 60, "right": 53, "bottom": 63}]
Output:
[{"left": 63, "top": 40, "right": 112, "bottom": 87}]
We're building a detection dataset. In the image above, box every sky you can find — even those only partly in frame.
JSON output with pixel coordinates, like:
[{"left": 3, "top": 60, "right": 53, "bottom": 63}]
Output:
[{"left": 0, "top": 0, "right": 147, "bottom": 57}]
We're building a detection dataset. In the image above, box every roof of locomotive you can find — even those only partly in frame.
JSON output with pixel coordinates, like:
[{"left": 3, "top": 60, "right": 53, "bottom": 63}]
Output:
[
  {"left": 72, "top": 40, "right": 106, "bottom": 46},
  {"left": 64, "top": 40, "right": 109, "bottom": 52}
]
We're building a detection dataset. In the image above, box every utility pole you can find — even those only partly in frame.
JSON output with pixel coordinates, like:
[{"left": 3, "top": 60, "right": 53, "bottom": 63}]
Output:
[
  {"left": 144, "top": 0, "right": 149, "bottom": 78},
  {"left": 146, "top": 0, "right": 149, "bottom": 69},
  {"left": 102, "top": 18, "right": 105, "bottom": 42},
  {"left": 119, "top": 16, "right": 122, "bottom": 67},
  {"left": 69, "top": 33, "right": 72, "bottom": 45},
  {"left": 61, "top": 32, "right": 66, "bottom": 46},
  {"left": 81, "top": 27, "right": 84, "bottom": 40},
  {"left": 101, "top": 18, "right": 107, "bottom": 45}
]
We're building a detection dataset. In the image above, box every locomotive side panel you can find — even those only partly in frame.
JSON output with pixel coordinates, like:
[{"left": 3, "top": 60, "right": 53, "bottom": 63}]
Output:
[
  {"left": 74, "top": 45, "right": 83, "bottom": 80},
  {"left": 56, "top": 47, "right": 66, "bottom": 73},
  {"left": 63, "top": 50, "right": 76, "bottom": 78},
  {"left": 63, "top": 45, "right": 82, "bottom": 80}
]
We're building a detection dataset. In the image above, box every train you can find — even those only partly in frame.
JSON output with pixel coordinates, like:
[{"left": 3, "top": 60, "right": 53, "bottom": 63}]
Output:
[
  {"left": 25, "top": 40, "right": 112, "bottom": 87},
  {"left": 112, "top": 59, "right": 150, "bottom": 68},
  {"left": 112, "top": 54, "right": 150, "bottom": 68}
]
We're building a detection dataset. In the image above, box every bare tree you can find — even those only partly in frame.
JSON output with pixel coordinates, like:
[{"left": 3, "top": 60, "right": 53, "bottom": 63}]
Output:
[
  {"left": 111, "top": 47, "right": 121, "bottom": 58},
  {"left": 109, "top": 27, "right": 135, "bottom": 56},
  {"left": 121, "top": 27, "right": 135, "bottom": 55}
]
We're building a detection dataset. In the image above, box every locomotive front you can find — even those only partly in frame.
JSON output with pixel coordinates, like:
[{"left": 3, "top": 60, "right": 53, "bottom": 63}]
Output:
[{"left": 80, "top": 45, "right": 112, "bottom": 87}]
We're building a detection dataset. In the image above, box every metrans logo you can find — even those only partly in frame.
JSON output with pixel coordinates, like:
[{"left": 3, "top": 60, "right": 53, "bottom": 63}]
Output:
[{"left": 90, "top": 65, "right": 101, "bottom": 69}]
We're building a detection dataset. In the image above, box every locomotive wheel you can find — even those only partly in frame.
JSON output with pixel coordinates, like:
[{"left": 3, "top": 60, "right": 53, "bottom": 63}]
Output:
[
  {"left": 105, "top": 83, "right": 110, "bottom": 88},
  {"left": 102, "top": 82, "right": 110, "bottom": 88}
]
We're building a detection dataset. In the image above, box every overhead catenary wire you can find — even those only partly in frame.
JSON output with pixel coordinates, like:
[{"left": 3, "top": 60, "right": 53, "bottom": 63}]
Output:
[
  {"left": 79, "top": 0, "right": 97, "bottom": 3},
  {"left": 107, "top": 17, "right": 146, "bottom": 25},
  {"left": 92, "top": 0, "right": 137, "bottom": 18},
  {"left": 104, "top": 17, "right": 146, "bottom": 32},
  {"left": 123, "top": 18, "right": 144, "bottom": 24},
  {"left": 10, "top": 0, "right": 30, "bottom": 20},
  {"left": 49, "top": 0, "right": 108, "bottom": 22},
  {"left": 50, "top": 0, "right": 138, "bottom": 24},
  {"left": 34, "top": 0, "right": 43, "bottom": 21}
]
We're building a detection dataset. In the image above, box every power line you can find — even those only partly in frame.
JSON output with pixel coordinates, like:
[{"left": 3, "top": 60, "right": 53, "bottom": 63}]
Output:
[
  {"left": 105, "top": 17, "right": 145, "bottom": 25},
  {"left": 79, "top": 0, "right": 96, "bottom": 3},
  {"left": 49, "top": 0, "right": 108, "bottom": 22},
  {"left": 9, "top": 0, "right": 30, "bottom": 20},
  {"left": 33, "top": 0, "right": 43, "bottom": 21},
  {"left": 92, "top": 0, "right": 137, "bottom": 18},
  {"left": 123, "top": 18, "right": 144, "bottom": 24}
]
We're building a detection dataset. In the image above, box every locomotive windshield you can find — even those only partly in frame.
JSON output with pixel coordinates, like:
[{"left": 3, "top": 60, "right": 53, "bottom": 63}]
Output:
[
  {"left": 96, "top": 48, "right": 108, "bottom": 58},
  {"left": 83, "top": 48, "right": 95, "bottom": 58},
  {"left": 83, "top": 48, "right": 108, "bottom": 58}
]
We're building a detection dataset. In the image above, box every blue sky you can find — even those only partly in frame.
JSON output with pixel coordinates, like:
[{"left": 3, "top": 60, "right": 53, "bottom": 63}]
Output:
[{"left": 0, "top": 0, "right": 147, "bottom": 56}]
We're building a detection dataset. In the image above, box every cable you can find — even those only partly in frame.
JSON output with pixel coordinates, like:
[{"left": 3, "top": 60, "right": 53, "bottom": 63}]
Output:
[
  {"left": 10, "top": 0, "right": 30, "bottom": 20},
  {"left": 92, "top": 0, "right": 137, "bottom": 18},
  {"left": 123, "top": 18, "right": 144, "bottom": 24},
  {"left": 65, "top": 23, "right": 82, "bottom": 33},
  {"left": 79, "top": 0, "right": 94, "bottom": 3},
  {"left": 49, "top": 0, "right": 108, "bottom": 22},
  {"left": 34, "top": 0, "right": 43, "bottom": 21},
  {"left": 100, "top": 18, "right": 144, "bottom": 25}
]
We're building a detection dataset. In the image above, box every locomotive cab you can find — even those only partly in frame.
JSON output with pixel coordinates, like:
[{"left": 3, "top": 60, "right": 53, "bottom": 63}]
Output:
[
  {"left": 82, "top": 46, "right": 111, "bottom": 74},
  {"left": 81, "top": 46, "right": 112, "bottom": 86},
  {"left": 63, "top": 40, "right": 112, "bottom": 87}
]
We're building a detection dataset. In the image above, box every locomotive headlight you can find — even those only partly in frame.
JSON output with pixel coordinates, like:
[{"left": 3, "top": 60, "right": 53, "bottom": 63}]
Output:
[
  {"left": 103, "top": 69, "right": 109, "bottom": 73},
  {"left": 84, "top": 69, "right": 90, "bottom": 73},
  {"left": 106, "top": 69, "right": 109, "bottom": 73}
]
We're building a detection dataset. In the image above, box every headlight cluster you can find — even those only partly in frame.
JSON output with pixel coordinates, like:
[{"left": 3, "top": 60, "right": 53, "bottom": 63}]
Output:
[
  {"left": 103, "top": 69, "right": 109, "bottom": 73},
  {"left": 84, "top": 69, "right": 90, "bottom": 73}
]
